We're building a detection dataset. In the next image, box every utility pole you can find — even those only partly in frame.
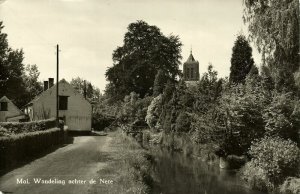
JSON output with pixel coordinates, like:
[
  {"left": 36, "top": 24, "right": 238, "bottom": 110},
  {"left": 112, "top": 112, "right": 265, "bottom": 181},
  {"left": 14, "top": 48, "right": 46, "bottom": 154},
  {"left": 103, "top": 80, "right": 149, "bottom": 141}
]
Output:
[{"left": 56, "top": 44, "right": 59, "bottom": 127}]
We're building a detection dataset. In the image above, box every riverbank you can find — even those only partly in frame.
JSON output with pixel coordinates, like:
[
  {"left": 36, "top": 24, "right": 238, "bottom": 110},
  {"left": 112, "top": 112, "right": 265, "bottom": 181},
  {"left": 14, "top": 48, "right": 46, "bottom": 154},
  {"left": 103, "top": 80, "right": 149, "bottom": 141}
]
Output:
[{"left": 91, "top": 131, "right": 153, "bottom": 194}]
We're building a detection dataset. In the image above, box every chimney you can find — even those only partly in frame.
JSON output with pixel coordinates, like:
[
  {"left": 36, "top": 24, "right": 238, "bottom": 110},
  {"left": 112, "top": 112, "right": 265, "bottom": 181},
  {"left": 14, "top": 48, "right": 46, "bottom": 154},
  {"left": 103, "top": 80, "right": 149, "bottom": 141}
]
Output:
[
  {"left": 48, "top": 78, "right": 54, "bottom": 88},
  {"left": 44, "top": 81, "right": 49, "bottom": 91}
]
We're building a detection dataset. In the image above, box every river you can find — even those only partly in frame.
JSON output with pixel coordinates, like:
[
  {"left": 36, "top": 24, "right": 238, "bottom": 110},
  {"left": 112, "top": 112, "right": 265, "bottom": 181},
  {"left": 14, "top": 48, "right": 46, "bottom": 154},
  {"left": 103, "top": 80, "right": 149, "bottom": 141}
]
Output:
[{"left": 150, "top": 148, "right": 267, "bottom": 194}]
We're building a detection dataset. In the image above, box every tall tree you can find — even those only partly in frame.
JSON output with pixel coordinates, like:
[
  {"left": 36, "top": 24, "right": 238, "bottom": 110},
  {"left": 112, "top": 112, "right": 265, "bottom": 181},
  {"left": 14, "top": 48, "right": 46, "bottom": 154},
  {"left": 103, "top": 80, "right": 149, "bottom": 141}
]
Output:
[
  {"left": 0, "top": 21, "right": 27, "bottom": 106},
  {"left": 229, "top": 34, "right": 254, "bottom": 84},
  {"left": 243, "top": 0, "right": 299, "bottom": 91},
  {"left": 105, "top": 20, "right": 182, "bottom": 100}
]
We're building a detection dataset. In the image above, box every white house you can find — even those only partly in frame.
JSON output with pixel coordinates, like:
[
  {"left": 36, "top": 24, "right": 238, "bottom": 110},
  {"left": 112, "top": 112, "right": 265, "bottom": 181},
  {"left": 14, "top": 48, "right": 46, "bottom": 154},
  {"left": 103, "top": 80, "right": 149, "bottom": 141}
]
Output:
[
  {"left": 24, "top": 79, "right": 92, "bottom": 132},
  {"left": 0, "top": 96, "right": 26, "bottom": 122}
]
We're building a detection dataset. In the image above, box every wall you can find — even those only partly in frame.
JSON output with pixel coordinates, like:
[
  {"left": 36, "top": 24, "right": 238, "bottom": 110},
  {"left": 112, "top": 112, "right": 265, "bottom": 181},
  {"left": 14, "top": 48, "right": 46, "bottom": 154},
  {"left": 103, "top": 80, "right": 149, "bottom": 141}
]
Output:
[
  {"left": 29, "top": 81, "right": 92, "bottom": 131},
  {"left": 0, "top": 97, "right": 24, "bottom": 122}
]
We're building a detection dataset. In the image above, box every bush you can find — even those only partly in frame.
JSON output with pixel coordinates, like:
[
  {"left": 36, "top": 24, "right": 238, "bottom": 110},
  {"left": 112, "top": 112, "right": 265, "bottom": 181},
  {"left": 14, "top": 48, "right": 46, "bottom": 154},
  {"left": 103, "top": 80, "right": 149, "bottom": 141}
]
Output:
[
  {"left": 92, "top": 112, "right": 115, "bottom": 131},
  {"left": 243, "top": 136, "right": 300, "bottom": 191},
  {"left": 145, "top": 94, "right": 162, "bottom": 129},
  {"left": 279, "top": 177, "right": 300, "bottom": 194},
  {"left": 242, "top": 161, "right": 270, "bottom": 192},
  {"left": 0, "top": 126, "right": 10, "bottom": 137},
  {"left": 263, "top": 92, "right": 300, "bottom": 143},
  {"left": 175, "top": 112, "right": 191, "bottom": 132},
  {"left": 0, "top": 118, "right": 57, "bottom": 135},
  {"left": 0, "top": 128, "right": 63, "bottom": 170}
]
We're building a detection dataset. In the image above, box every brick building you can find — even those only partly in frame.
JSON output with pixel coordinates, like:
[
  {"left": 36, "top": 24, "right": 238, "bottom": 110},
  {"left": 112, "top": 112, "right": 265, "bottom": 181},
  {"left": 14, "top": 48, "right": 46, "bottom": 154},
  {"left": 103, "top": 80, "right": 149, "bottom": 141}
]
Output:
[{"left": 183, "top": 50, "right": 200, "bottom": 82}]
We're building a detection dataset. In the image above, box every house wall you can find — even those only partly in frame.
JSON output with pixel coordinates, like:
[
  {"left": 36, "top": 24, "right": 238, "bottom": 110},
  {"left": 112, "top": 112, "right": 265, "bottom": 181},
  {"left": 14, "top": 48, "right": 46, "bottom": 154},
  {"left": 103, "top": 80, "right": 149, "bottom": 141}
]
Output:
[
  {"left": 30, "top": 82, "right": 92, "bottom": 131},
  {"left": 0, "top": 98, "right": 24, "bottom": 122}
]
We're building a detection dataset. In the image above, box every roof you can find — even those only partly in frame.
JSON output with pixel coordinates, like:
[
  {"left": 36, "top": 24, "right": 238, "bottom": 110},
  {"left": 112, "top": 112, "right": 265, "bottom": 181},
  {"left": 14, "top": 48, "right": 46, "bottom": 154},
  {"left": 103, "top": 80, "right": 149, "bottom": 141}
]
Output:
[
  {"left": 24, "top": 79, "right": 90, "bottom": 108},
  {"left": 187, "top": 53, "right": 195, "bottom": 62},
  {"left": 0, "top": 96, "right": 24, "bottom": 115},
  {"left": 184, "top": 50, "right": 199, "bottom": 65}
]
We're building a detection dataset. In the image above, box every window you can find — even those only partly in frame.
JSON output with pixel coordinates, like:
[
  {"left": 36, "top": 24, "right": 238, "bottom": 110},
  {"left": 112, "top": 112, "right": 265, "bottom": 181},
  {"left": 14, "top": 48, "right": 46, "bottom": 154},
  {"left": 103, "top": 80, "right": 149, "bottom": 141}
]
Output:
[
  {"left": 59, "top": 96, "right": 68, "bottom": 110},
  {"left": 191, "top": 68, "right": 194, "bottom": 79},
  {"left": 186, "top": 68, "right": 190, "bottom": 78},
  {"left": 0, "top": 102, "right": 8, "bottom": 111}
]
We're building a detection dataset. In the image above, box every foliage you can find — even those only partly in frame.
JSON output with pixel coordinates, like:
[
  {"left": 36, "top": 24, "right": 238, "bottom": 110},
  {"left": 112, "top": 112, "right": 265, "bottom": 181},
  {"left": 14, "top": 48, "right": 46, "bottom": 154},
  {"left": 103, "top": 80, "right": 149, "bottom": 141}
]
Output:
[
  {"left": 0, "top": 22, "right": 43, "bottom": 107},
  {"left": 229, "top": 34, "right": 254, "bottom": 84},
  {"left": 263, "top": 92, "right": 300, "bottom": 143},
  {"left": 117, "top": 92, "right": 152, "bottom": 129},
  {"left": 243, "top": 0, "right": 299, "bottom": 91},
  {"left": 242, "top": 160, "right": 270, "bottom": 192},
  {"left": 92, "top": 112, "right": 115, "bottom": 131},
  {"left": 248, "top": 136, "right": 300, "bottom": 187},
  {"left": 70, "top": 77, "right": 101, "bottom": 103},
  {"left": 0, "top": 128, "right": 63, "bottom": 170},
  {"left": 279, "top": 177, "right": 300, "bottom": 194},
  {"left": 175, "top": 112, "right": 191, "bottom": 133},
  {"left": 105, "top": 20, "right": 182, "bottom": 100},
  {"left": 0, "top": 118, "right": 57, "bottom": 135},
  {"left": 153, "top": 69, "right": 168, "bottom": 97},
  {"left": 22, "top": 64, "right": 43, "bottom": 105},
  {"left": 218, "top": 78, "right": 267, "bottom": 155},
  {"left": 193, "top": 64, "right": 222, "bottom": 113},
  {"left": 145, "top": 94, "right": 162, "bottom": 129},
  {"left": 0, "top": 22, "right": 26, "bottom": 106}
]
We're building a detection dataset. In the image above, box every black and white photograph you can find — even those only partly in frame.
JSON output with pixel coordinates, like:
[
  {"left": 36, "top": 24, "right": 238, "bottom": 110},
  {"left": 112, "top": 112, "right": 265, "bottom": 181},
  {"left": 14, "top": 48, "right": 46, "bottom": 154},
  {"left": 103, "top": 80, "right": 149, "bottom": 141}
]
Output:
[{"left": 0, "top": 0, "right": 299, "bottom": 193}]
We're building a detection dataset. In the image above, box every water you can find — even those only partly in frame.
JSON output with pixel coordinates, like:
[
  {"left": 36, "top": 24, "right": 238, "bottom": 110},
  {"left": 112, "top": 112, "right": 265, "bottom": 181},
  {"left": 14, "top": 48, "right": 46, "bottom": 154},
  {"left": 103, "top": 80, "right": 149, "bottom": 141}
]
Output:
[{"left": 150, "top": 148, "right": 266, "bottom": 194}]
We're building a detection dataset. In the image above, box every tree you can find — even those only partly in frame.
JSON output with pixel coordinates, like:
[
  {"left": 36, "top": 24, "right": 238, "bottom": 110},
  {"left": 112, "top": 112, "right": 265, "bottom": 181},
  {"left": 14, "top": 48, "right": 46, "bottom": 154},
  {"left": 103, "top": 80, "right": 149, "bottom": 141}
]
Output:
[
  {"left": 153, "top": 69, "right": 167, "bottom": 97},
  {"left": 0, "top": 21, "right": 27, "bottom": 106},
  {"left": 229, "top": 34, "right": 254, "bottom": 84},
  {"left": 22, "top": 64, "right": 43, "bottom": 105},
  {"left": 105, "top": 20, "right": 182, "bottom": 100},
  {"left": 70, "top": 77, "right": 101, "bottom": 103},
  {"left": 263, "top": 92, "right": 300, "bottom": 144},
  {"left": 243, "top": 0, "right": 299, "bottom": 91}
]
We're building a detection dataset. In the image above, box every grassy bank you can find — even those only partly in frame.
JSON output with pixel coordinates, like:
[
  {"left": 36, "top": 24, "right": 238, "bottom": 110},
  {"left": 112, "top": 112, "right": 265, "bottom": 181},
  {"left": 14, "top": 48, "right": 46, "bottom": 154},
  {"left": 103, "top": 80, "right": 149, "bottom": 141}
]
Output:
[{"left": 91, "top": 131, "right": 153, "bottom": 194}]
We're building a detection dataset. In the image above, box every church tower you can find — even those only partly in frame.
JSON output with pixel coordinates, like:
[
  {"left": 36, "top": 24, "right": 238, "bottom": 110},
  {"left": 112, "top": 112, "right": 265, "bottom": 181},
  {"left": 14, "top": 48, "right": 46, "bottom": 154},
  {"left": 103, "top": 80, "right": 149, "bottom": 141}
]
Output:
[{"left": 183, "top": 50, "right": 199, "bottom": 81}]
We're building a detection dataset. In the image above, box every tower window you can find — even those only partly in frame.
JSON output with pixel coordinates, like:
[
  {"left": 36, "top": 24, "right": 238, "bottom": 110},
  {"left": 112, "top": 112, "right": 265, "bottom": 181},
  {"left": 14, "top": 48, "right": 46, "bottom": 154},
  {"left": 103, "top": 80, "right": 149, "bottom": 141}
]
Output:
[
  {"left": 0, "top": 102, "right": 8, "bottom": 111},
  {"left": 191, "top": 68, "right": 194, "bottom": 79},
  {"left": 59, "top": 96, "right": 69, "bottom": 110}
]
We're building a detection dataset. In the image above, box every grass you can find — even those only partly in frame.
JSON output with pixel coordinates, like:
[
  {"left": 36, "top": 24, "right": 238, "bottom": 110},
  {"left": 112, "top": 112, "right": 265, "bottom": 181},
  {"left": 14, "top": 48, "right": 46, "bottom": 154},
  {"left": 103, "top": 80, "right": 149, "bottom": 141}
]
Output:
[{"left": 90, "top": 131, "right": 153, "bottom": 194}]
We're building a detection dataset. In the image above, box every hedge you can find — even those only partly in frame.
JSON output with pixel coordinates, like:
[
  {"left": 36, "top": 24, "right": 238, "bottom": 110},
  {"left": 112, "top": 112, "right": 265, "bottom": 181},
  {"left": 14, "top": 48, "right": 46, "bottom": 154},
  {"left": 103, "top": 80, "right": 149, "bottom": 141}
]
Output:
[
  {"left": 0, "top": 128, "right": 64, "bottom": 171},
  {"left": 0, "top": 118, "right": 57, "bottom": 135}
]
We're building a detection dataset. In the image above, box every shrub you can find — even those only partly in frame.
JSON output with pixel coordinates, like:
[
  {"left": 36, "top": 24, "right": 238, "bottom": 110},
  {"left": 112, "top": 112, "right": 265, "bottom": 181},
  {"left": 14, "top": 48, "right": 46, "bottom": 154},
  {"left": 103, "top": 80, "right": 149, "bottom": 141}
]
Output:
[
  {"left": 263, "top": 92, "right": 300, "bottom": 143},
  {"left": 175, "top": 112, "right": 190, "bottom": 132},
  {"left": 279, "top": 177, "right": 300, "bottom": 194},
  {"left": 0, "top": 118, "right": 57, "bottom": 134},
  {"left": 92, "top": 112, "right": 115, "bottom": 131},
  {"left": 242, "top": 161, "right": 270, "bottom": 192},
  {"left": 0, "top": 126, "right": 10, "bottom": 137},
  {"left": 246, "top": 136, "right": 300, "bottom": 189},
  {"left": 0, "top": 128, "right": 63, "bottom": 170},
  {"left": 218, "top": 82, "right": 267, "bottom": 155},
  {"left": 145, "top": 94, "right": 162, "bottom": 129}
]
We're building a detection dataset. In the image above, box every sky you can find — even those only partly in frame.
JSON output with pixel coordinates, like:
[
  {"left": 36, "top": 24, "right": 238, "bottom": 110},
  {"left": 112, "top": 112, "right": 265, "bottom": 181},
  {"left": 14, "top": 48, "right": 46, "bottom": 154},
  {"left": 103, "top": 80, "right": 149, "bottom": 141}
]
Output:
[{"left": 0, "top": 0, "right": 261, "bottom": 92}]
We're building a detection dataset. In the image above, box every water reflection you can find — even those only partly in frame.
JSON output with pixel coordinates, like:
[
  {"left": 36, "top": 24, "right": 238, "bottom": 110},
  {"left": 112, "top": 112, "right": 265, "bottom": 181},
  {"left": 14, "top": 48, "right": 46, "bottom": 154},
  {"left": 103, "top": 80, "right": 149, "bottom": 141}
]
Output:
[{"left": 150, "top": 148, "right": 266, "bottom": 194}]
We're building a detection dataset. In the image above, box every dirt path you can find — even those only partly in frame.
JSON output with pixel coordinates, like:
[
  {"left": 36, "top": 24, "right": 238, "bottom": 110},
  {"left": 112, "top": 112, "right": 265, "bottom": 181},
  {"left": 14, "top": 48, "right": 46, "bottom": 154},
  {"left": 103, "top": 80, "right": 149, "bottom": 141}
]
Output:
[{"left": 0, "top": 134, "right": 113, "bottom": 194}]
